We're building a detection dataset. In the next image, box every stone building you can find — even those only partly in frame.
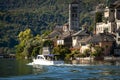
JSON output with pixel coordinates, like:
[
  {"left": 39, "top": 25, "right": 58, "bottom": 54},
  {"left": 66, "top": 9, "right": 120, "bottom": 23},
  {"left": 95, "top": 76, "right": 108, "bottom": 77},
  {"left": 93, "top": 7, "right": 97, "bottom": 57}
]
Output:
[
  {"left": 95, "top": 0, "right": 120, "bottom": 46},
  {"left": 69, "top": 0, "right": 80, "bottom": 31},
  {"left": 46, "top": 0, "right": 81, "bottom": 47},
  {"left": 89, "top": 33, "right": 116, "bottom": 56},
  {"left": 72, "top": 30, "right": 90, "bottom": 48}
]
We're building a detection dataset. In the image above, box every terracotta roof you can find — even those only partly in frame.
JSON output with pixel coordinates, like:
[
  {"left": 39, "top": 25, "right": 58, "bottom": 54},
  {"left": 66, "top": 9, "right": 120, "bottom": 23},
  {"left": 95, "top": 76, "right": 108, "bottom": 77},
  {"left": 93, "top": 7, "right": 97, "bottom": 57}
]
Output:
[{"left": 88, "top": 33, "right": 115, "bottom": 43}]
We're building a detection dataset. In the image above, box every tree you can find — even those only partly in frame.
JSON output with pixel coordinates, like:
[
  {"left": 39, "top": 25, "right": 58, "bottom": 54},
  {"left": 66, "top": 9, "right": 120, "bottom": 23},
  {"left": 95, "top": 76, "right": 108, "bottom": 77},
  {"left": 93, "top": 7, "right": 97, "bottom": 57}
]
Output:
[
  {"left": 65, "top": 50, "right": 81, "bottom": 60},
  {"left": 83, "top": 49, "right": 91, "bottom": 57},
  {"left": 42, "top": 40, "right": 54, "bottom": 48},
  {"left": 52, "top": 45, "right": 71, "bottom": 60},
  {"left": 31, "top": 46, "right": 40, "bottom": 57},
  {"left": 16, "top": 28, "right": 33, "bottom": 59},
  {"left": 16, "top": 29, "right": 43, "bottom": 59},
  {"left": 95, "top": 12, "right": 103, "bottom": 23},
  {"left": 92, "top": 46, "right": 103, "bottom": 57}
]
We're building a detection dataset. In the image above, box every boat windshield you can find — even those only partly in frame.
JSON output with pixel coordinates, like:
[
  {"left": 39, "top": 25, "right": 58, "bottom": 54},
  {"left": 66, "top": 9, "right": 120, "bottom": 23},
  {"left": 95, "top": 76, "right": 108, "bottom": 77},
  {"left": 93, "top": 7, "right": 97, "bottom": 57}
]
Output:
[
  {"left": 43, "top": 54, "right": 54, "bottom": 61},
  {"left": 37, "top": 56, "right": 45, "bottom": 60}
]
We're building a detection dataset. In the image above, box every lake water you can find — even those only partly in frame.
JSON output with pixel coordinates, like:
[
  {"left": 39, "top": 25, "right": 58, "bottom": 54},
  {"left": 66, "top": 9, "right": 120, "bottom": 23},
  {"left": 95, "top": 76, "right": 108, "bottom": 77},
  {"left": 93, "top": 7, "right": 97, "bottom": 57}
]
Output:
[{"left": 0, "top": 59, "right": 120, "bottom": 80}]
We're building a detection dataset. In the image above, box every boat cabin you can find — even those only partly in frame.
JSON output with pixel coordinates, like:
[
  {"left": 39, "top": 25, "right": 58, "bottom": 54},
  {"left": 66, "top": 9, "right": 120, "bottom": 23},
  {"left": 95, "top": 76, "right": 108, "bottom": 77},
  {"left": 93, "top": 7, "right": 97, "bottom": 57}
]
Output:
[{"left": 36, "top": 54, "right": 57, "bottom": 61}]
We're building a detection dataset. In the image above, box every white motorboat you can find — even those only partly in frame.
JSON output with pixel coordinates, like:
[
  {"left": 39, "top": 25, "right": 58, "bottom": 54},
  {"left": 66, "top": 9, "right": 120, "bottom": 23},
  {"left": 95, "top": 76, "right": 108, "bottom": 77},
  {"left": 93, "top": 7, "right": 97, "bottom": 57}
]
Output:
[{"left": 32, "top": 54, "right": 64, "bottom": 65}]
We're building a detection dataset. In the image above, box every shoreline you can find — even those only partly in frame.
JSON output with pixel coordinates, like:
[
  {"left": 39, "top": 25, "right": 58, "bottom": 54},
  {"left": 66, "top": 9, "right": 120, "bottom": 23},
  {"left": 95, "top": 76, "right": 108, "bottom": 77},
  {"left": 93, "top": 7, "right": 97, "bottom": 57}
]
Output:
[
  {"left": 71, "top": 57, "right": 120, "bottom": 66},
  {"left": 1, "top": 56, "right": 120, "bottom": 66}
]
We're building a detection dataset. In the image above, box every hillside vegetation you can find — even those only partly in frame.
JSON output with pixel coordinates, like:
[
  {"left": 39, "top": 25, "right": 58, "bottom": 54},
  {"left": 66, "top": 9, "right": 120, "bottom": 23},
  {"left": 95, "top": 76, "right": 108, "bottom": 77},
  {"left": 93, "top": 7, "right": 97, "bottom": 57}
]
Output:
[{"left": 0, "top": 0, "right": 106, "bottom": 54}]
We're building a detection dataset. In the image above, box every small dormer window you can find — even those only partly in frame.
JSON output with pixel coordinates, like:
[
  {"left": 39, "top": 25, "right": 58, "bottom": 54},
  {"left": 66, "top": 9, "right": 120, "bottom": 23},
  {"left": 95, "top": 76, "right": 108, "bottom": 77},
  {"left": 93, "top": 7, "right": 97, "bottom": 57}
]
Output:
[
  {"left": 118, "top": 32, "right": 120, "bottom": 36},
  {"left": 118, "top": 38, "right": 120, "bottom": 41}
]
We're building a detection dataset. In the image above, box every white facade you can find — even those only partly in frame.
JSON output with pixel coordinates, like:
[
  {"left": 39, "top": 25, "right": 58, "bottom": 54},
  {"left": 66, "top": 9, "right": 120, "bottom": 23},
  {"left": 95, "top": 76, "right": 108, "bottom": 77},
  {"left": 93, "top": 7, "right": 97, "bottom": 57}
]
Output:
[
  {"left": 96, "top": 22, "right": 112, "bottom": 34},
  {"left": 80, "top": 44, "right": 89, "bottom": 53},
  {"left": 63, "top": 24, "right": 69, "bottom": 32},
  {"left": 116, "top": 20, "right": 120, "bottom": 45},
  {"left": 96, "top": 4, "right": 120, "bottom": 46},
  {"left": 42, "top": 47, "right": 50, "bottom": 55},
  {"left": 96, "top": 7, "right": 112, "bottom": 34},
  {"left": 57, "top": 39, "right": 64, "bottom": 45},
  {"left": 104, "top": 7, "right": 109, "bottom": 18},
  {"left": 72, "top": 36, "right": 78, "bottom": 47},
  {"left": 116, "top": 32, "right": 120, "bottom": 45},
  {"left": 116, "top": 20, "right": 120, "bottom": 28}
]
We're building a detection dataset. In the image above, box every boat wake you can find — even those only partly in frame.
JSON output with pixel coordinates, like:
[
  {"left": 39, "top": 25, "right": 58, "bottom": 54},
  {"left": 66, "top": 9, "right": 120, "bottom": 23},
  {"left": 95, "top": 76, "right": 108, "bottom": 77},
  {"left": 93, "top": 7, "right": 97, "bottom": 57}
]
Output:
[
  {"left": 27, "top": 62, "right": 34, "bottom": 65},
  {"left": 27, "top": 62, "right": 91, "bottom": 67}
]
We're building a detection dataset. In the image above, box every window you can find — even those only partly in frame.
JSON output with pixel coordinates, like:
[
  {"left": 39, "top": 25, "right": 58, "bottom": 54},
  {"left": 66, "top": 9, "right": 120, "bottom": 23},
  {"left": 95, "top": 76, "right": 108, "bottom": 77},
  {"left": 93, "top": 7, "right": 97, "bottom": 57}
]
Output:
[
  {"left": 118, "top": 38, "right": 120, "bottom": 41},
  {"left": 116, "top": 10, "right": 120, "bottom": 20},
  {"left": 75, "top": 14, "right": 77, "bottom": 17},
  {"left": 119, "top": 33, "right": 120, "bottom": 36},
  {"left": 81, "top": 43, "right": 86, "bottom": 46},
  {"left": 72, "top": 7, "right": 78, "bottom": 12},
  {"left": 73, "top": 37, "right": 76, "bottom": 39},
  {"left": 72, "top": 14, "right": 74, "bottom": 17}
]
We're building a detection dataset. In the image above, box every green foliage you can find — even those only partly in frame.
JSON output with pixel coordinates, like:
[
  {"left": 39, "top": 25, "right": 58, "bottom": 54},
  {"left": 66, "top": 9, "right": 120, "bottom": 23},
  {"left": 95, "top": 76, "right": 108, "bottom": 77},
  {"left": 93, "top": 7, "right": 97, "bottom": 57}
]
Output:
[
  {"left": 65, "top": 50, "right": 80, "bottom": 60},
  {"left": 16, "top": 29, "right": 42, "bottom": 59},
  {"left": 92, "top": 46, "right": 103, "bottom": 57},
  {"left": 32, "top": 46, "right": 40, "bottom": 57},
  {"left": 42, "top": 30, "right": 52, "bottom": 37},
  {"left": 83, "top": 49, "right": 91, "bottom": 57},
  {"left": 18, "top": 28, "right": 33, "bottom": 41},
  {"left": 95, "top": 12, "right": 103, "bottom": 23},
  {"left": 52, "top": 45, "right": 71, "bottom": 60},
  {"left": 89, "top": 23, "right": 95, "bottom": 32},
  {"left": 43, "top": 40, "right": 54, "bottom": 47},
  {"left": 0, "top": 0, "right": 107, "bottom": 54}
]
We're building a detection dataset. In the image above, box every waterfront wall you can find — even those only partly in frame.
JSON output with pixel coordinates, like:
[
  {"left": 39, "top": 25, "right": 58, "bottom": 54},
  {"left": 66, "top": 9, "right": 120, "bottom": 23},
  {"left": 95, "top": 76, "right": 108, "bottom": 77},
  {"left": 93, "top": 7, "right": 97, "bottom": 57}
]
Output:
[{"left": 72, "top": 57, "right": 120, "bottom": 65}]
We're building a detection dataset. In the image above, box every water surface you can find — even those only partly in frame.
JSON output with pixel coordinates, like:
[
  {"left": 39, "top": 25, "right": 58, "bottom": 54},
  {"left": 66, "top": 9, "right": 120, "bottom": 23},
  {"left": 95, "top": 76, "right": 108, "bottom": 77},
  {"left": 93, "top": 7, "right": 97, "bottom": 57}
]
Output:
[{"left": 0, "top": 59, "right": 120, "bottom": 80}]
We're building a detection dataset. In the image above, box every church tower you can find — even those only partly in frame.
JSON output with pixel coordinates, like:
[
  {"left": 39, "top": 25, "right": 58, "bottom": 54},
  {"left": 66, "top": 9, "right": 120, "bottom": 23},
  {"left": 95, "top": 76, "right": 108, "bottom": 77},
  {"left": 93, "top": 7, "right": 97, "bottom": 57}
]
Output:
[{"left": 69, "top": 0, "right": 80, "bottom": 31}]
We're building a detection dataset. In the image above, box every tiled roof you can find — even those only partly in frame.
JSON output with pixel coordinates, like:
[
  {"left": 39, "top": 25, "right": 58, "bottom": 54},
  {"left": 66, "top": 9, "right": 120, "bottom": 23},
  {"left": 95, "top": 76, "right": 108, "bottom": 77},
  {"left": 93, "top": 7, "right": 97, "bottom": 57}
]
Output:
[
  {"left": 54, "top": 25, "right": 63, "bottom": 31},
  {"left": 88, "top": 33, "right": 115, "bottom": 43},
  {"left": 72, "top": 30, "right": 90, "bottom": 36},
  {"left": 113, "top": 0, "right": 120, "bottom": 6},
  {"left": 45, "top": 30, "right": 62, "bottom": 39},
  {"left": 45, "top": 25, "right": 63, "bottom": 39},
  {"left": 79, "top": 36, "right": 92, "bottom": 43},
  {"left": 109, "top": 0, "right": 120, "bottom": 8},
  {"left": 58, "top": 31, "right": 71, "bottom": 39}
]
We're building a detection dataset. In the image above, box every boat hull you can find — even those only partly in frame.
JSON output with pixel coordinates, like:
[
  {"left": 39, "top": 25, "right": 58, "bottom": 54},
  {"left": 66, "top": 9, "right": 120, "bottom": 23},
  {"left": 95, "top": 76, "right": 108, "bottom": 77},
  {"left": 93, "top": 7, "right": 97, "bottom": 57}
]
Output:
[{"left": 32, "top": 59, "right": 64, "bottom": 65}]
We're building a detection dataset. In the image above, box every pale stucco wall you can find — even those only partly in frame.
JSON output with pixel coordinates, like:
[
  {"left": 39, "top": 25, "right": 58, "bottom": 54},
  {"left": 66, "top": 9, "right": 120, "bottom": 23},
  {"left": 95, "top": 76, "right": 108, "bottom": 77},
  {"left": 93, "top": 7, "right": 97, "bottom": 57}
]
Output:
[
  {"left": 96, "top": 22, "right": 112, "bottom": 34},
  {"left": 80, "top": 44, "right": 89, "bottom": 53}
]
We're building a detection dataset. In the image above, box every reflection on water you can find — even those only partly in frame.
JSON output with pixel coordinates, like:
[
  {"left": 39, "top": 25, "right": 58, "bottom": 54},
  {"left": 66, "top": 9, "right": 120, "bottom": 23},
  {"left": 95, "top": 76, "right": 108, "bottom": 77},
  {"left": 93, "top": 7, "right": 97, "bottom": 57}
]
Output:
[
  {"left": 32, "top": 65, "right": 47, "bottom": 75},
  {"left": 0, "top": 59, "right": 120, "bottom": 80},
  {"left": 0, "top": 59, "right": 33, "bottom": 77}
]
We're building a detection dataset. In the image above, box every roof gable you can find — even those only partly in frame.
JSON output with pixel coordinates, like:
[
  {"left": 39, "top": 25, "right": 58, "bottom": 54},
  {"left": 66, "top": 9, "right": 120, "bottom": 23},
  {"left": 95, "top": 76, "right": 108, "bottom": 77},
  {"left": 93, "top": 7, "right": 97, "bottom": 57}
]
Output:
[
  {"left": 89, "top": 33, "right": 115, "bottom": 43},
  {"left": 72, "top": 30, "right": 90, "bottom": 36}
]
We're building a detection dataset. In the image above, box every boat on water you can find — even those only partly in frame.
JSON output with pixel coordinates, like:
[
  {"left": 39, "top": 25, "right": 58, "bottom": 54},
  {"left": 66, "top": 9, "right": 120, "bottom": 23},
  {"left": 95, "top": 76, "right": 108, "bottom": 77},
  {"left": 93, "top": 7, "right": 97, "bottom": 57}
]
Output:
[{"left": 32, "top": 54, "right": 64, "bottom": 65}]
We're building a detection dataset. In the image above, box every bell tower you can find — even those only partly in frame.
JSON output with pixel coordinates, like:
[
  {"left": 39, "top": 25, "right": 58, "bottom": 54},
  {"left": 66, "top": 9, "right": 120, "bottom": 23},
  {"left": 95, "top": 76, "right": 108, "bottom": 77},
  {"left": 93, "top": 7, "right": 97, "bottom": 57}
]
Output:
[{"left": 69, "top": 0, "right": 80, "bottom": 31}]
